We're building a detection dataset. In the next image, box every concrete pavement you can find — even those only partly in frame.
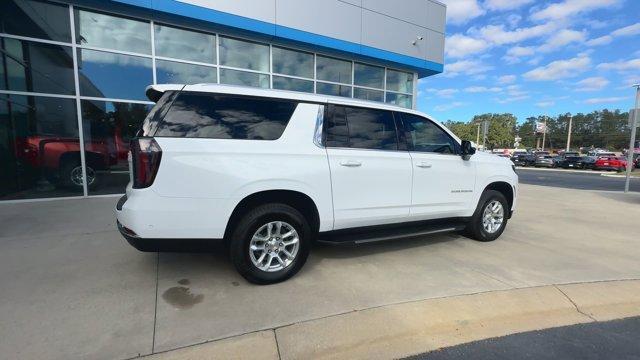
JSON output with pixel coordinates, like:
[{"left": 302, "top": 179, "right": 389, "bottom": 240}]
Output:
[{"left": 0, "top": 184, "right": 639, "bottom": 359}]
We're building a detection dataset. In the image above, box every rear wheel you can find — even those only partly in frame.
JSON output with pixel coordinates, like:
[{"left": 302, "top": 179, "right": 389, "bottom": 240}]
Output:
[
  {"left": 60, "top": 160, "right": 96, "bottom": 190},
  {"left": 229, "top": 203, "right": 310, "bottom": 284},
  {"left": 465, "top": 190, "right": 509, "bottom": 242}
]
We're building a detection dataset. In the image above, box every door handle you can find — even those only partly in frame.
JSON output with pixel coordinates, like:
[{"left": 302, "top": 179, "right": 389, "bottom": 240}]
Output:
[
  {"left": 340, "top": 160, "right": 362, "bottom": 167},
  {"left": 416, "top": 161, "right": 432, "bottom": 168}
]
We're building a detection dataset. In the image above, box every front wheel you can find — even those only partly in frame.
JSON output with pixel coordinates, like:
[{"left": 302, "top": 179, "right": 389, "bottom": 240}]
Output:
[
  {"left": 229, "top": 203, "right": 310, "bottom": 284},
  {"left": 465, "top": 190, "right": 509, "bottom": 242}
]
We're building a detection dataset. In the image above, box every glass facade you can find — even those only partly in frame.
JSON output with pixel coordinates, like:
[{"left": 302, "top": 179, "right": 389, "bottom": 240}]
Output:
[{"left": 0, "top": 0, "right": 416, "bottom": 200}]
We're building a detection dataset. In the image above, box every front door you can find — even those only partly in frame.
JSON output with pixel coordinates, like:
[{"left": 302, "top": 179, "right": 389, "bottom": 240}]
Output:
[
  {"left": 325, "top": 105, "right": 412, "bottom": 229},
  {"left": 398, "top": 112, "right": 476, "bottom": 220}
]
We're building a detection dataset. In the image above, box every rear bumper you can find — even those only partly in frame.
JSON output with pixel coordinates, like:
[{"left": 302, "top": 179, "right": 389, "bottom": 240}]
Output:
[{"left": 117, "top": 220, "right": 222, "bottom": 252}]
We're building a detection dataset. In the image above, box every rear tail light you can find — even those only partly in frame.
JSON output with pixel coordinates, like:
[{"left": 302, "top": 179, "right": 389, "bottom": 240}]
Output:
[{"left": 130, "top": 137, "right": 162, "bottom": 189}]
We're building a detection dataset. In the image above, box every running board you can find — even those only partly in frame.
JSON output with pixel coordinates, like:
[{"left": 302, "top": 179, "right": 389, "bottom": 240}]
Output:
[{"left": 317, "top": 219, "right": 468, "bottom": 246}]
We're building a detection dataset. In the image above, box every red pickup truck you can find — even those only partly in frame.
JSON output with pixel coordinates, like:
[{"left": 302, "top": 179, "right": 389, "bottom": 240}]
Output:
[{"left": 16, "top": 127, "right": 130, "bottom": 189}]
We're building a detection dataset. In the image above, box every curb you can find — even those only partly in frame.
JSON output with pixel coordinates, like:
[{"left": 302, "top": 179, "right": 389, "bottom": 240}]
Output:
[{"left": 139, "top": 279, "right": 640, "bottom": 360}]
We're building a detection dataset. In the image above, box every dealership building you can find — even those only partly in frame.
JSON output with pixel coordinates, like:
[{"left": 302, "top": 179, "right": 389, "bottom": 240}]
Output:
[{"left": 0, "top": 0, "right": 446, "bottom": 200}]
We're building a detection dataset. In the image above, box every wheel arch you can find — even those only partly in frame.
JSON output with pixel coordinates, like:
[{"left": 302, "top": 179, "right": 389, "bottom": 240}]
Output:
[
  {"left": 223, "top": 189, "right": 321, "bottom": 242},
  {"left": 483, "top": 181, "right": 514, "bottom": 217}
]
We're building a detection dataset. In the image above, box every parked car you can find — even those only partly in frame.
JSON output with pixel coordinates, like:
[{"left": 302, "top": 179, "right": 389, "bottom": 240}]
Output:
[
  {"left": 558, "top": 156, "right": 587, "bottom": 169},
  {"left": 511, "top": 153, "right": 536, "bottom": 167},
  {"left": 115, "top": 84, "right": 519, "bottom": 284},
  {"left": 534, "top": 155, "right": 555, "bottom": 168},
  {"left": 593, "top": 156, "right": 627, "bottom": 172}
]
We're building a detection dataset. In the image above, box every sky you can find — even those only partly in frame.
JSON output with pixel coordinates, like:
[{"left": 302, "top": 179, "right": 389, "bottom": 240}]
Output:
[{"left": 416, "top": 0, "right": 640, "bottom": 124}]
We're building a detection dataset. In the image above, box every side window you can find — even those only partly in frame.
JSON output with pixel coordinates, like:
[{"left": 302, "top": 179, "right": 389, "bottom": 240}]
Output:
[
  {"left": 400, "top": 113, "right": 458, "bottom": 154},
  {"left": 154, "top": 93, "right": 297, "bottom": 140},
  {"left": 324, "top": 105, "right": 349, "bottom": 147},
  {"left": 345, "top": 106, "right": 398, "bottom": 150}
]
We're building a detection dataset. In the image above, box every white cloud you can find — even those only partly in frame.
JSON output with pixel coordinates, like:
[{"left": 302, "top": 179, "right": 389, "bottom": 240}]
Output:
[
  {"left": 611, "top": 22, "right": 640, "bottom": 36},
  {"left": 439, "top": 0, "right": 485, "bottom": 25},
  {"left": 445, "top": 34, "right": 490, "bottom": 58},
  {"left": 443, "top": 59, "right": 493, "bottom": 77},
  {"left": 472, "top": 22, "right": 558, "bottom": 45},
  {"left": 588, "top": 22, "right": 640, "bottom": 47},
  {"left": 597, "top": 59, "right": 640, "bottom": 71},
  {"left": 464, "top": 86, "right": 502, "bottom": 93},
  {"left": 584, "top": 97, "right": 630, "bottom": 104},
  {"left": 507, "top": 46, "right": 536, "bottom": 57},
  {"left": 537, "top": 29, "right": 587, "bottom": 52},
  {"left": 495, "top": 95, "right": 530, "bottom": 104},
  {"left": 435, "top": 88, "right": 460, "bottom": 98},
  {"left": 575, "top": 77, "right": 610, "bottom": 91},
  {"left": 483, "top": 0, "right": 534, "bottom": 11},
  {"left": 535, "top": 101, "right": 555, "bottom": 108},
  {"left": 498, "top": 75, "right": 517, "bottom": 84},
  {"left": 531, "top": 0, "right": 621, "bottom": 21},
  {"left": 434, "top": 102, "right": 466, "bottom": 112},
  {"left": 523, "top": 55, "right": 591, "bottom": 81}
]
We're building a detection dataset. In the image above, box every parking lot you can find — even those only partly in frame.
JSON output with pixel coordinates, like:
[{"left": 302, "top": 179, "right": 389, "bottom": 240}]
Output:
[{"left": 1, "top": 181, "right": 639, "bottom": 359}]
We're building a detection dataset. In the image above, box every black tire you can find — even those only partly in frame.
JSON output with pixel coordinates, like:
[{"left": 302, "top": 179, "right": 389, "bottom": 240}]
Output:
[
  {"left": 229, "top": 203, "right": 310, "bottom": 285},
  {"left": 59, "top": 160, "right": 97, "bottom": 190},
  {"left": 465, "top": 190, "right": 509, "bottom": 242}
]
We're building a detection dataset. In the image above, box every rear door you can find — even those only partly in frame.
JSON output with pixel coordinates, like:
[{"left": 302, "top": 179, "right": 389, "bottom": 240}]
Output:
[
  {"left": 398, "top": 112, "right": 476, "bottom": 220},
  {"left": 325, "top": 104, "right": 412, "bottom": 229}
]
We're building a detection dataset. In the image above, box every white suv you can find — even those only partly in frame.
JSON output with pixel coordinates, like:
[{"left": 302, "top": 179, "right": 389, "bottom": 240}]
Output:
[{"left": 116, "top": 84, "right": 518, "bottom": 284}]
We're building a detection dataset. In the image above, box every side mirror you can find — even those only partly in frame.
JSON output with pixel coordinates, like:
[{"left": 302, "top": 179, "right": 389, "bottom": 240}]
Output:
[{"left": 461, "top": 140, "right": 476, "bottom": 160}]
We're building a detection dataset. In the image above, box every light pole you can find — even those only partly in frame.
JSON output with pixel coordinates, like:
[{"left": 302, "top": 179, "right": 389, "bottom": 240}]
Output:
[
  {"left": 566, "top": 115, "right": 573, "bottom": 152},
  {"left": 542, "top": 115, "right": 547, "bottom": 151},
  {"left": 625, "top": 84, "right": 639, "bottom": 193},
  {"left": 476, "top": 123, "right": 481, "bottom": 145}
]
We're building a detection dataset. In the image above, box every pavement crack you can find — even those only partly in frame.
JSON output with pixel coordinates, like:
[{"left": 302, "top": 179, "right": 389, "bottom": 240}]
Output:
[
  {"left": 152, "top": 252, "right": 160, "bottom": 353},
  {"left": 554, "top": 285, "right": 597, "bottom": 322},
  {"left": 274, "top": 329, "right": 283, "bottom": 360}
]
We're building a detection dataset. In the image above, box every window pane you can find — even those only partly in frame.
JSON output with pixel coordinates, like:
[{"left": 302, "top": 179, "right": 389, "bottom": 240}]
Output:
[
  {"left": 156, "top": 60, "right": 216, "bottom": 84},
  {"left": 354, "top": 88, "right": 384, "bottom": 102},
  {"left": 316, "top": 56, "right": 352, "bottom": 84},
  {"left": 316, "top": 82, "right": 352, "bottom": 98},
  {"left": 77, "top": 48, "right": 153, "bottom": 101},
  {"left": 1, "top": 0, "right": 71, "bottom": 42},
  {"left": 74, "top": 9, "right": 151, "bottom": 54},
  {"left": 401, "top": 113, "right": 456, "bottom": 154},
  {"left": 354, "top": 63, "right": 384, "bottom": 89},
  {"left": 1, "top": 37, "right": 75, "bottom": 95},
  {"left": 219, "top": 36, "right": 269, "bottom": 72},
  {"left": 154, "top": 24, "right": 215, "bottom": 63},
  {"left": 385, "top": 93, "right": 412, "bottom": 109},
  {"left": 273, "top": 76, "right": 313, "bottom": 93},
  {"left": 324, "top": 105, "right": 349, "bottom": 147},
  {"left": 220, "top": 68, "right": 269, "bottom": 88},
  {"left": 346, "top": 106, "right": 397, "bottom": 150},
  {"left": 386, "top": 69, "right": 413, "bottom": 93},
  {"left": 81, "top": 100, "right": 151, "bottom": 194},
  {"left": 155, "top": 93, "right": 297, "bottom": 140},
  {"left": 272, "top": 47, "right": 313, "bottom": 78},
  {"left": 0, "top": 94, "right": 82, "bottom": 200}
]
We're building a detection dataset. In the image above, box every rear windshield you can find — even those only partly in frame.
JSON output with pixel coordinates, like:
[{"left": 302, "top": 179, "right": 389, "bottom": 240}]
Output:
[
  {"left": 139, "top": 91, "right": 177, "bottom": 136},
  {"left": 154, "top": 92, "right": 298, "bottom": 140}
]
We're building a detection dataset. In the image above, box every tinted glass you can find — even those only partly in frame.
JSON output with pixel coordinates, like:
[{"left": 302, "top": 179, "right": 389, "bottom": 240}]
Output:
[
  {"left": 316, "top": 82, "right": 352, "bottom": 98},
  {"left": 401, "top": 113, "right": 457, "bottom": 154},
  {"left": 154, "top": 24, "right": 215, "bottom": 63},
  {"left": 346, "top": 107, "right": 397, "bottom": 150},
  {"left": 0, "top": 94, "right": 82, "bottom": 200},
  {"left": 0, "top": 0, "right": 71, "bottom": 42},
  {"left": 77, "top": 48, "right": 153, "bottom": 101},
  {"left": 316, "top": 56, "right": 352, "bottom": 84},
  {"left": 323, "top": 105, "right": 349, "bottom": 147},
  {"left": 354, "top": 87, "right": 384, "bottom": 102},
  {"left": 220, "top": 68, "right": 269, "bottom": 88},
  {"left": 155, "top": 93, "right": 297, "bottom": 140},
  {"left": 1, "top": 37, "right": 75, "bottom": 95},
  {"left": 219, "top": 36, "right": 269, "bottom": 72},
  {"left": 272, "top": 47, "right": 313, "bottom": 78},
  {"left": 386, "top": 69, "right": 414, "bottom": 93},
  {"left": 354, "top": 63, "right": 384, "bottom": 89},
  {"left": 140, "top": 91, "right": 177, "bottom": 136},
  {"left": 273, "top": 76, "right": 313, "bottom": 93},
  {"left": 81, "top": 100, "right": 151, "bottom": 195},
  {"left": 156, "top": 60, "right": 216, "bottom": 84},
  {"left": 74, "top": 9, "right": 151, "bottom": 54},
  {"left": 386, "top": 92, "right": 412, "bottom": 109}
]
